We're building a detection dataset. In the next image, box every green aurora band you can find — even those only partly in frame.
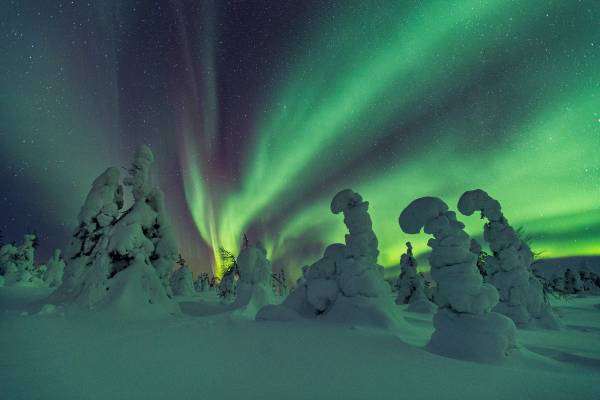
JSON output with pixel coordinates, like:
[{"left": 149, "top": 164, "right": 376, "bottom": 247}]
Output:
[
  {"left": 181, "top": 1, "right": 599, "bottom": 275},
  {"left": 1, "top": 1, "right": 598, "bottom": 276}
]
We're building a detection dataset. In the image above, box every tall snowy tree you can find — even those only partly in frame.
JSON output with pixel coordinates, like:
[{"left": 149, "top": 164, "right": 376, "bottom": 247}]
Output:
[
  {"left": 258, "top": 189, "right": 411, "bottom": 331},
  {"left": 229, "top": 241, "right": 276, "bottom": 318},
  {"left": 48, "top": 145, "right": 180, "bottom": 318},
  {"left": 399, "top": 196, "right": 517, "bottom": 363},
  {"left": 458, "top": 189, "right": 560, "bottom": 329}
]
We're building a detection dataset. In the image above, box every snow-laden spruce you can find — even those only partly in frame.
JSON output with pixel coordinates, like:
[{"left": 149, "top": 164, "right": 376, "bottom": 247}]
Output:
[
  {"left": 194, "top": 272, "right": 210, "bottom": 292},
  {"left": 258, "top": 189, "right": 409, "bottom": 330},
  {"left": 59, "top": 166, "right": 123, "bottom": 295},
  {"left": 563, "top": 268, "right": 584, "bottom": 293},
  {"left": 458, "top": 189, "right": 560, "bottom": 329},
  {"left": 399, "top": 196, "right": 517, "bottom": 363},
  {"left": 395, "top": 242, "right": 436, "bottom": 313},
  {"left": 229, "top": 241, "right": 276, "bottom": 318},
  {"left": 0, "top": 234, "right": 45, "bottom": 287},
  {"left": 48, "top": 145, "right": 180, "bottom": 318},
  {"left": 123, "top": 144, "right": 178, "bottom": 296},
  {"left": 171, "top": 265, "right": 195, "bottom": 296},
  {"left": 43, "top": 249, "right": 65, "bottom": 287}
]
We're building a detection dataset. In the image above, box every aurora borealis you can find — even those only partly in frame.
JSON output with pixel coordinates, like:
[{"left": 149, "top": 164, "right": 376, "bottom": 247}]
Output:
[{"left": 1, "top": 1, "right": 598, "bottom": 278}]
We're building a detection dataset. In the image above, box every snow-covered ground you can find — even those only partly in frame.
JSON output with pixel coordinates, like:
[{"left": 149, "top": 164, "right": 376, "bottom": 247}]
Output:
[{"left": 1, "top": 287, "right": 599, "bottom": 400}]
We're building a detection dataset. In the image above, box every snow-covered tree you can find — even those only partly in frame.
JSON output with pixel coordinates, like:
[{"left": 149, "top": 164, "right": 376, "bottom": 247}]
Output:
[
  {"left": 458, "top": 189, "right": 560, "bottom": 329},
  {"left": 551, "top": 274, "right": 566, "bottom": 293},
  {"left": 170, "top": 264, "right": 195, "bottom": 296},
  {"left": 579, "top": 269, "right": 600, "bottom": 292},
  {"left": 43, "top": 249, "right": 65, "bottom": 287},
  {"left": 563, "top": 268, "right": 584, "bottom": 293},
  {"left": 258, "top": 189, "right": 410, "bottom": 331},
  {"left": 60, "top": 166, "right": 124, "bottom": 296},
  {"left": 194, "top": 272, "right": 210, "bottom": 292},
  {"left": 217, "top": 247, "right": 239, "bottom": 302},
  {"left": 0, "top": 234, "right": 45, "bottom": 287},
  {"left": 395, "top": 242, "right": 436, "bottom": 313},
  {"left": 0, "top": 243, "right": 20, "bottom": 285},
  {"left": 48, "top": 146, "right": 180, "bottom": 318},
  {"left": 399, "top": 196, "right": 517, "bottom": 363},
  {"left": 272, "top": 269, "right": 288, "bottom": 297},
  {"left": 230, "top": 241, "right": 276, "bottom": 318},
  {"left": 218, "top": 267, "right": 238, "bottom": 302}
]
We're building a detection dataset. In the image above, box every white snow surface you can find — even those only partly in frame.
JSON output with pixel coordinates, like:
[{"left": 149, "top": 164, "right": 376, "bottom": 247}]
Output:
[{"left": 1, "top": 286, "right": 599, "bottom": 399}]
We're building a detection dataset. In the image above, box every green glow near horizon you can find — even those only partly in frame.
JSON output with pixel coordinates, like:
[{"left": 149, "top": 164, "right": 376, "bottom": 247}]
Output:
[{"left": 181, "top": 0, "right": 599, "bottom": 275}]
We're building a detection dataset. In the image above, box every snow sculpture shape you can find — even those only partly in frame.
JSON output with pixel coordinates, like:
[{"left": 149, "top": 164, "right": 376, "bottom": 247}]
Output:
[
  {"left": 44, "top": 249, "right": 65, "bottom": 287},
  {"left": 258, "top": 189, "right": 409, "bottom": 331},
  {"left": 458, "top": 189, "right": 560, "bottom": 329},
  {"left": 399, "top": 196, "right": 517, "bottom": 363},
  {"left": 230, "top": 242, "right": 276, "bottom": 318},
  {"left": 49, "top": 146, "right": 179, "bottom": 318},
  {"left": 396, "top": 242, "right": 436, "bottom": 313},
  {"left": 171, "top": 265, "right": 195, "bottom": 296}
]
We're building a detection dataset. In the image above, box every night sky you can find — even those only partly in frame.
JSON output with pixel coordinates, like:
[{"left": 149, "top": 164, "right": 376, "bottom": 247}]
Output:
[{"left": 1, "top": 1, "right": 599, "bottom": 279}]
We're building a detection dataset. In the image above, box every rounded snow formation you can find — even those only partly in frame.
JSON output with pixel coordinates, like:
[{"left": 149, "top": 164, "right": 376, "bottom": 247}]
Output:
[
  {"left": 427, "top": 309, "right": 517, "bottom": 363},
  {"left": 48, "top": 145, "right": 180, "bottom": 318},
  {"left": 457, "top": 189, "right": 560, "bottom": 330},
  {"left": 230, "top": 245, "right": 277, "bottom": 319},
  {"left": 398, "top": 196, "right": 517, "bottom": 363},
  {"left": 330, "top": 189, "right": 363, "bottom": 214},
  {"left": 457, "top": 189, "right": 502, "bottom": 221},
  {"left": 399, "top": 197, "right": 449, "bottom": 234},
  {"left": 258, "top": 190, "right": 409, "bottom": 332}
]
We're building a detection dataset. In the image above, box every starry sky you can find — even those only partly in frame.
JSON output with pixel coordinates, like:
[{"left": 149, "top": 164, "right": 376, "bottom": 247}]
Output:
[{"left": 1, "top": 1, "right": 599, "bottom": 279}]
